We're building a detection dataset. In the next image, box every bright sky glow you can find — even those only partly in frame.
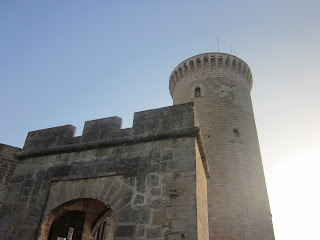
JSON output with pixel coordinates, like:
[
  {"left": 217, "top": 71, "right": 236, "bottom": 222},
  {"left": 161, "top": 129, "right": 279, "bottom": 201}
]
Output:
[{"left": 1, "top": 1, "right": 319, "bottom": 239}]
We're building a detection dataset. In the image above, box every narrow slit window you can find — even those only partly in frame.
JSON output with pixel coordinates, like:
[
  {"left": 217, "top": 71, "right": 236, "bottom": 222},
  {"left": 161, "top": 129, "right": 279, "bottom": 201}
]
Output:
[
  {"left": 195, "top": 87, "right": 201, "bottom": 98},
  {"left": 233, "top": 129, "right": 240, "bottom": 142}
]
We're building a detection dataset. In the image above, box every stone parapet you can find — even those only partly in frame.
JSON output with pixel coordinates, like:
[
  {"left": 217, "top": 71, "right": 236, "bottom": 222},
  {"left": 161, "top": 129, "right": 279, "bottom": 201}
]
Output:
[
  {"left": 22, "top": 103, "right": 195, "bottom": 152},
  {"left": 16, "top": 103, "right": 210, "bottom": 179},
  {"left": 0, "top": 102, "right": 210, "bottom": 240},
  {"left": 169, "top": 52, "right": 253, "bottom": 97}
]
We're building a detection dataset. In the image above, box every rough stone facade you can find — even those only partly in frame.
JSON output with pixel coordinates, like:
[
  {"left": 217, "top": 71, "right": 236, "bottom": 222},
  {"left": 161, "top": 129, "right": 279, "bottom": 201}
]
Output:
[
  {"left": 170, "top": 52, "right": 274, "bottom": 240},
  {"left": 0, "top": 52, "right": 274, "bottom": 240},
  {"left": 0, "top": 103, "right": 210, "bottom": 240},
  {"left": 0, "top": 144, "right": 20, "bottom": 208}
]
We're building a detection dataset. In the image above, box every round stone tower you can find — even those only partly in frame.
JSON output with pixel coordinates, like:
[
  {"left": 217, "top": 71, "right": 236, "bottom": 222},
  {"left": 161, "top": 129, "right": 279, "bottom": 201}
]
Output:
[{"left": 169, "top": 53, "right": 274, "bottom": 240}]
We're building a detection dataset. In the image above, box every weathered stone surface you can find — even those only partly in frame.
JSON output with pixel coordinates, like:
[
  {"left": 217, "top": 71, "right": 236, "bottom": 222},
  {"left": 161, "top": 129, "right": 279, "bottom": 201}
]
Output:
[
  {"left": 117, "top": 206, "right": 150, "bottom": 224},
  {"left": 146, "top": 227, "right": 162, "bottom": 239},
  {"left": 150, "top": 187, "right": 161, "bottom": 196},
  {"left": 165, "top": 232, "right": 186, "bottom": 240},
  {"left": 4, "top": 46, "right": 279, "bottom": 240},
  {"left": 134, "top": 194, "right": 145, "bottom": 205},
  {"left": 170, "top": 52, "right": 274, "bottom": 239},
  {"left": 147, "top": 174, "right": 159, "bottom": 187},
  {"left": 23, "top": 125, "right": 76, "bottom": 151},
  {"left": 137, "top": 225, "right": 145, "bottom": 237},
  {"left": 152, "top": 210, "right": 169, "bottom": 227},
  {"left": 151, "top": 198, "right": 170, "bottom": 210},
  {"left": 115, "top": 225, "right": 135, "bottom": 237},
  {"left": 165, "top": 206, "right": 175, "bottom": 220},
  {"left": 0, "top": 103, "right": 210, "bottom": 240}
]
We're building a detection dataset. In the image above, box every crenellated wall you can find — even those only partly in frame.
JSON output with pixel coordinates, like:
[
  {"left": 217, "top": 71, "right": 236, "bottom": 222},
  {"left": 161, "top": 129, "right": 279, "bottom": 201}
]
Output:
[
  {"left": 20, "top": 103, "right": 196, "bottom": 152},
  {"left": 0, "top": 103, "right": 210, "bottom": 240},
  {"left": 169, "top": 52, "right": 253, "bottom": 99}
]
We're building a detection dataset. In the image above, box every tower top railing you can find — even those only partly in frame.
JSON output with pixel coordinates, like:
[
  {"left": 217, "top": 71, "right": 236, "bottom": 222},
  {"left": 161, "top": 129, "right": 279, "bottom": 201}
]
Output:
[{"left": 169, "top": 52, "right": 253, "bottom": 96}]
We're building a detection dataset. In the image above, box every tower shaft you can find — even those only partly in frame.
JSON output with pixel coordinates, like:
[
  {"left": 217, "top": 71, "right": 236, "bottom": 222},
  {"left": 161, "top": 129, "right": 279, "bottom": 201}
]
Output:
[{"left": 169, "top": 53, "right": 274, "bottom": 240}]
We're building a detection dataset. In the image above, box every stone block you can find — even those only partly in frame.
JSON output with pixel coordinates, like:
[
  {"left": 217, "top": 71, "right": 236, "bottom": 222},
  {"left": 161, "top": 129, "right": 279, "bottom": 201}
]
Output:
[
  {"left": 152, "top": 210, "right": 169, "bottom": 227},
  {"left": 150, "top": 187, "right": 161, "bottom": 196},
  {"left": 83, "top": 116, "right": 122, "bottom": 133},
  {"left": 151, "top": 198, "right": 170, "bottom": 210},
  {"left": 165, "top": 232, "right": 186, "bottom": 240},
  {"left": 133, "top": 103, "right": 195, "bottom": 133},
  {"left": 34, "top": 169, "right": 46, "bottom": 186},
  {"left": 162, "top": 148, "right": 173, "bottom": 160},
  {"left": 161, "top": 116, "right": 184, "bottom": 131},
  {"left": 147, "top": 175, "right": 159, "bottom": 187},
  {"left": 175, "top": 206, "right": 196, "bottom": 219},
  {"left": 44, "top": 167, "right": 54, "bottom": 181},
  {"left": 172, "top": 194, "right": 196, "bottom": 206},
  {"left": 136, "top": 176, "right": 146, "bottom": 193},
  {"left": 150, "top": 149, "right": 161, "bottom": 160},
  {"left": 120, "top": 189, "right": 134, "bottom": 207},
  {"left": 23, "top": 125, "right": 76, "bottom": 150},
  {"left": 10, "top": 175, "right": 25, "bottom": 184},
  {"left": 167, "top": 182, "right": 185, "bottom": 197},
  {"left": 21, "top": 187, "right": 32, "bottom": 198},
  {"left": 0, "top": 203, "right": 14, "bottom": 212},
  {"left": 5, "top": 191, "right": 19, "bottom": 203},
  {"left": 81, "top": 130, "right": 99, "bottom": 142},
  {"left": 115, "top": 225, "right": 135, "bottom": 238},
  {"left": 165, "top": 206, "right": 175, "bottom": 220},
  {"left": 137, "top": 225, "right": 145, "bottom": 237},
  {"left": 117, "top": 206, "right": 150, "bottom": 224},
  {"left": 7, "top": 184, "right": 20, "bottom": 193},
  {"left": 119, "top": 128, "right": 133, "bottom": 137},
  {"left": 52, "top": 165, "right": 71, "bottom": 178},
  {"left": 146, "top": 227, "right": 162, "bottom": 239},
  {"left": 134, "top": 194, "right": 145, "bottom": 205}
]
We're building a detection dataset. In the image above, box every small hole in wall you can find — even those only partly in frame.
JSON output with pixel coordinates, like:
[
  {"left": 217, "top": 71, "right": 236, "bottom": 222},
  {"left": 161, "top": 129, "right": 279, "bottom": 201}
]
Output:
[
  {"left": 233, "top": 129, "right": 240, "bottom": 142},
  {"left": 221, "top": 91, "right": 224, "bottom": 92},
  {"left": 233, "top": 129, "right": 239, "bottom": 137},
  {"left": 207, "top": 135, "right": 210, "bottom": 138}
]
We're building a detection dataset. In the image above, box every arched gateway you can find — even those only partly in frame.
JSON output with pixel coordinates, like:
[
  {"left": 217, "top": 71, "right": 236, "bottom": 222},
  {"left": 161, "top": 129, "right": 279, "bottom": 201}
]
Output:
[
  {"left": 38, "top": 175, "right": 130, "bottom": 240},
  {"left": 39, "top": 198, "right": 114, "bottom": 240}
]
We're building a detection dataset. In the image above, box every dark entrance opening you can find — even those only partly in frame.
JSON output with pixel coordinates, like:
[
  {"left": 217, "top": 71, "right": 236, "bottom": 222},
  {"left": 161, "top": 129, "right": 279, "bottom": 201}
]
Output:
[{"left": 48, "top": 210, "right": 86, "bottom": 240}]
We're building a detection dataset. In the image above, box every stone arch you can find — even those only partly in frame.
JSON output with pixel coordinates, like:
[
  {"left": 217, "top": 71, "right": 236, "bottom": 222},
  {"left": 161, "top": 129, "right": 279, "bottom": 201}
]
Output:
[
  {"left": 39, "top": 198, "right": 114, "bottom": 240},
  {"left": 38, "top": 175, "right": 133, "bottom": 240}
]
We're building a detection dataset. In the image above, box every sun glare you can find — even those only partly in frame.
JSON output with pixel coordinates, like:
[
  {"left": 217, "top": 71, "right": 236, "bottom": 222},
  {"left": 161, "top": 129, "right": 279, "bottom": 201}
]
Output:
[{"left": 268, "top": 148, "right": 320, "bottom": 239}]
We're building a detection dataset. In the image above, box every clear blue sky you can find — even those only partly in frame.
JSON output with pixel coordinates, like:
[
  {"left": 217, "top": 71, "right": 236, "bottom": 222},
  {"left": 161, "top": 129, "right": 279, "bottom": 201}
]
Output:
[{"left": 1, "top": 1, "right": 320, "bottom": 239}]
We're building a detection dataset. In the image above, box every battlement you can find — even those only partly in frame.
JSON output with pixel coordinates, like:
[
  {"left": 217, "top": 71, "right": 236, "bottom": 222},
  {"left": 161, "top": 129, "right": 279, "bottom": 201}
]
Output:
[
  {"left": 16, "top": 103, "right": 211, "bottom": 178},
  {"left": 169, "top": 52, "right": 253, "bottom": 96},
  {"left": 22, "top": 103, "right": 196, "bottom": 151}
]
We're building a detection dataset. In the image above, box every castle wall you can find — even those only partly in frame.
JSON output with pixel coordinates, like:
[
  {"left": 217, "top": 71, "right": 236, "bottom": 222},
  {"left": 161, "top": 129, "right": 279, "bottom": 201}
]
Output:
[
  {"left": 0, "top": 144, "right": 20, "bottom": 209},
  {"left": 170, "top": 53, "right": 274, "bottom": 240},
  {"left": 0, "top": 103, "right": 210, "bottom": 240},
  {"left": 196, "top": 141, "right": 209, "bottom": 240}
]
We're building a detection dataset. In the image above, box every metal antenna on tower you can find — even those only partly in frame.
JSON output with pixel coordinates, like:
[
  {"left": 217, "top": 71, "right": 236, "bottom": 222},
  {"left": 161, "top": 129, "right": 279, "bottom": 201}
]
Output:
[{"left": 217, "top": 36, "right": 220, "bottom": 52}]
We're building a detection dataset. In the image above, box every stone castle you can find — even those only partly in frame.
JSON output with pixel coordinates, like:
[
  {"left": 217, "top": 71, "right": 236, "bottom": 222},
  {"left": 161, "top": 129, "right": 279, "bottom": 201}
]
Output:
[{"left": 0, "top": 52, "right": 274, "bottom": 240}]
